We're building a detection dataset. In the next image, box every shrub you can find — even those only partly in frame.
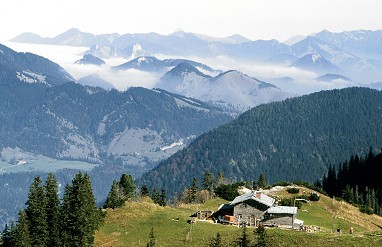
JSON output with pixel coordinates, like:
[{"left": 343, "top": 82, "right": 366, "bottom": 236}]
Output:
[
  {"left": 286, "top": 188, "right": 300, "bottom": 194},
  {"left": 359, "top": 205, "right": 374, "bottom": 215},
  {"left": 279, "top": 198, "right": 302, "bottom": 209},
  {"left": 309, "top": 192, "right": 320, "bottom": 201}
]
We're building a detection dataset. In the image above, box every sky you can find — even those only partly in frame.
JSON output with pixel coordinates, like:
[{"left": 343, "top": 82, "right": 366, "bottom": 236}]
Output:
[{"left": 2, "top": 0, "right": 382, "bottom": 42}]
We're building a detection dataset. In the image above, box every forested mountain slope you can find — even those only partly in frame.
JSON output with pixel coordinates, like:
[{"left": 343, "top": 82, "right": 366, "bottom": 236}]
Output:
[{"left": 138, "top": 87, "right": 382, "bottom": 197}]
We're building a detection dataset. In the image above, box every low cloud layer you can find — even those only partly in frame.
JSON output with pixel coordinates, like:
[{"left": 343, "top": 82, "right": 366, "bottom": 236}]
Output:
[{"left": 3, "top": 42, "right": 360, "bottom": 95}]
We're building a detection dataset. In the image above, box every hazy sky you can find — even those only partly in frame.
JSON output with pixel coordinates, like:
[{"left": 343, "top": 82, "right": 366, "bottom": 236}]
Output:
[{"left": 2, "top": 0, "right": 382, "bottom": 41}]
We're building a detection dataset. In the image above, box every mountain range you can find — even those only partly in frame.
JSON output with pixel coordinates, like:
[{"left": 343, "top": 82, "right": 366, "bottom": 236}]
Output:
[
  {"left": 0, "top": 43, "right": 233, "bottom": 177},
  {"left": 11, "top": 28, "right": 382, "bottom": 84},
  {"left": 158, "top": 63, "right": 292, "bottom": 113},
  {"left": 138, "top": 87, "right": 382, "bottom": 197}
]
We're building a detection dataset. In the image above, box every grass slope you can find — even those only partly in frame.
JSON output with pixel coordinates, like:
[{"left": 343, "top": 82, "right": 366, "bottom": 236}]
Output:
[{"left": 95, "top": 187, "right": 382, "bottom": 247}]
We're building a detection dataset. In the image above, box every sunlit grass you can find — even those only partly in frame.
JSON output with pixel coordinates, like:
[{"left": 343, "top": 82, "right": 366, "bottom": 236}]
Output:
[{"left": 95, "top": 187, "right": 382, "bottom": 246}]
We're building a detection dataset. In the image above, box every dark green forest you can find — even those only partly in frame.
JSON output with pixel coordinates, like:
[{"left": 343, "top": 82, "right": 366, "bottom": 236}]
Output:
[
  {"left": 322, "top": 149, "right": 382, "bottom": 215},
  {"left": 0, "top": 172, "right": 103, "bottom": 247},
  {"left": 138, "top": 87, "right": 382, "bottom": 197}
]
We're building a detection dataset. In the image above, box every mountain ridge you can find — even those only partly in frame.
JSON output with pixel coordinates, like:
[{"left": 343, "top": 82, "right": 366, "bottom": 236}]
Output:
[{"left": 138, "top": 87, "right": 382, "bottom": 197}]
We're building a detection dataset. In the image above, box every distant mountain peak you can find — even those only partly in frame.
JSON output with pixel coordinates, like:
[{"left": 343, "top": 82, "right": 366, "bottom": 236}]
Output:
[
  {"left": 291, "top": 53, "right": 341, "bottom": 74},
  {"left": 75, "top": 54, "right": 105, "bottom": 66},
  {"left": 226, "top": 34, "right": 251, "bottom": 43}
]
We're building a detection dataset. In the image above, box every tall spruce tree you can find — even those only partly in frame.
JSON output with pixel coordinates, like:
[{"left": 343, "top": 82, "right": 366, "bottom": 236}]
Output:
[
  {"left": 61, "top": 172, "right": 100, "bottom": 247},
  {"left": 146, "top": 227, "right": 156, "bottom": 247},
  {"left": 190, "top": 177, "right": 198, "bottom": 203},
  {"left": 255, "top": 224, "right": 267, "bottom": 247},
  {"left": 25, "top": 177, "right": 48, "bottom": 247},
  {"left": 202, "top": 170, "right": 214, "bottom": 199},
  {"left": 11, "top": 211, "right": 32, "bottom": 247},
  {"left": 140, "top": 185, "right": 150, "bottom": 197},
  {"left": 104, "top": 180, "right": 123, "bottom": 209},
  {"left": 258, "top": 173, "right": 266, "bottom": 189},
  {"left": 1, "top": 224, "right": 11, "bottom": 247},
  {"left": 160, "top": 189, "right": 167, "bottom": 206},
  {"left": 119, "top": 174, "right": 136, "bottom": 200},
  {"left": 208, "top": 232, "right": 223, "bottom": 247},
  {"left": 151, "top": 187, "right": 160, "bottom": 204},
  {"left": 234, "top": 224, "right": 250, "bottom": 247},
  {"left": 44, "top": 173, "right": 61, "bottom": 247}
]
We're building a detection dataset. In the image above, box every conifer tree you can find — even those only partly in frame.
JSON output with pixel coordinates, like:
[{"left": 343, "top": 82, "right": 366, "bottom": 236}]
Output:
[
  {"left": 151, "top": 187, "right": 160, "bottom": 204},
  {"left": 25, "top": 177, "right": 48, "bottom": 247},
  {"left": 160, "top": 188, "right": 167, "bottom": 206},
  {"left": 202, "top": 170, "right": 214, "bottom": 198},
  {"left": 8, "top": 222, "right": 16, "bottom": 247},
  {"left": 190, "top": 177, "right": 198, "bottom": 203},
  {"left": 255, "top": 224, "right": 267, "bottom": 247},
  {"left": 104, "top": 180, "right": 123, "bottom": 209},
  {"left": 119, "top": 174, "right": 136, "bottom": 200},
  {"left": 61, "top": 172, "right": 100, "bottom": 246},
  {"left": 208, "top": 232, "right": 222, "bottom": 247},
  {"left": 140, "top": 185, "right": 150, "bottom": 197},
  {"left": 1, "top": 224, "right": 11, "bottom": 247},
  {"left": 216, "top": 171, "right": 225, "bottom": 187},
  {"left": 146, "top": 227, "right": 156, "bottom": 247},
  {"left": 234, "top": 224, "right": 250, "bottom": 247},
  {"left": 44, "top": 173, "right": 61, "bottom": 247},
  {"left": 258, "top": 173, "right": 266, "bottom": 189},
  {"left": 11, "top": 210, "right": 31, "bottom": 247}
]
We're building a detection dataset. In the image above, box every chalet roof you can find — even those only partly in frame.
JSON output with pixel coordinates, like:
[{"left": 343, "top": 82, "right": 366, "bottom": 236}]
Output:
[
  {"left": 230, "top": 191, "right": 275, "bottom": 207},
  {"left": 267, "top": 206, "right": 297, "bottom": 215},
  {"left": 217, "top": 203, "right": 233, "bottom": 211}
]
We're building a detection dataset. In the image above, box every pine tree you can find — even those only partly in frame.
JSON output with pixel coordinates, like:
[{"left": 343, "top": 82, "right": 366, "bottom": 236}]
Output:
[
  {"left": 8, "top": 222, "right": 17, "bottom": 247},
  {"left": 44, "top": 173, "right": 61, "bottom": 247},
  {"left": 258, "top": 173, "right": 266, "bottom": 189},
  {"left": 255, "top": 224, "right": 267, "bottom": 247},
  {"left": 140, "top": 185, "right": 150, "bottom": 197},
  {"left": 119, "top": 174, "right": 136, "bottom": 200},
  {"left": 11, "top": 210, "right": 32, "bottom": 247},
  {"left": 234, "top": 224, "right": 250, "bottom": 247},
  {"left": 216, "top": 171, "right": 225, "bottom": 187},
  {"left": 202, "top": 170, "right": 214, "bottom": 199},
  {"left": 146, "top": 227, "right": 156, "bottom": 247},
  {"left": 61, "top": 172, "right": 100, "bottom": 246},
  {"left": 208, "top": 232, "right": 223, "bottom": 247},
  {"left": 25, "top": 177, "right": 48, "bottom": 247},
  {"left": 190, "top": 177, "right": 198, "bottom": 203},
  {"left": 354, "top": 185, "right": 360, "bottom": 204},
  {"left": 160, "top": 188, "right": 167, "bottom": 206},
  {"left": 151, "top": 187, "right": 160, "bottom": 204},
  {"left": 2, "top": 224, "right": 11, "bottom": 247},
  {"left": 104, "top": 180, "right": 123, "bottom": 209}
]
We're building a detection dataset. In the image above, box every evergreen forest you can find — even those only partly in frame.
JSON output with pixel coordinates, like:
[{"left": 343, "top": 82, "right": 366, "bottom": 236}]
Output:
[{"left": 138, "top": 87, "right": 382, "bottom": 197}]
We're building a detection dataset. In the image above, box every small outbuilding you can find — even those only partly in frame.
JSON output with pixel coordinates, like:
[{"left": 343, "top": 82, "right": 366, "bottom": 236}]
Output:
[
  {"left": 190, "top": 210, "right": 214, "bottom": 220},
  {"left": 263, "top": 206, "right": 301, "bottom": 228}
]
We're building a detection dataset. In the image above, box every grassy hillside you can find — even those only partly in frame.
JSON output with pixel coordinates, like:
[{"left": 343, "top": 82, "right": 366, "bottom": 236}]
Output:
[{"left": 95, "top": 186, "right": 382, "bottom": 246}]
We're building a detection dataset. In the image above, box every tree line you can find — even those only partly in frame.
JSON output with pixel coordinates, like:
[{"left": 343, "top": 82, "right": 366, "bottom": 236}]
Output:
[
  {"left": 1, "top": 172, "right": 103, "bottom": 247},
  {"left": 103, "top": 174, "right": 167, "bottom": 209},
  {"left": 321, "top": 148, "right": 382, "bottom": 215},
  {"left": 138, "top": 87, "right": 382, "bottom": 199}
]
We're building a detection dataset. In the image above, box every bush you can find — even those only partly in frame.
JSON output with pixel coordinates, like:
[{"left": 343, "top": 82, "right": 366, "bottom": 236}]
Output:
[
  {"left": 286, "top": 188, "right": 300, "bottom": 194},
  {"left": 309, "top": 192, "right": 320, "bottom": 201},
  {"left": 359, "top": 205, "right": 374, "bottom": 215},
  {"left": 279, "top": 198, "right": 302, "bottom": 209}
]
